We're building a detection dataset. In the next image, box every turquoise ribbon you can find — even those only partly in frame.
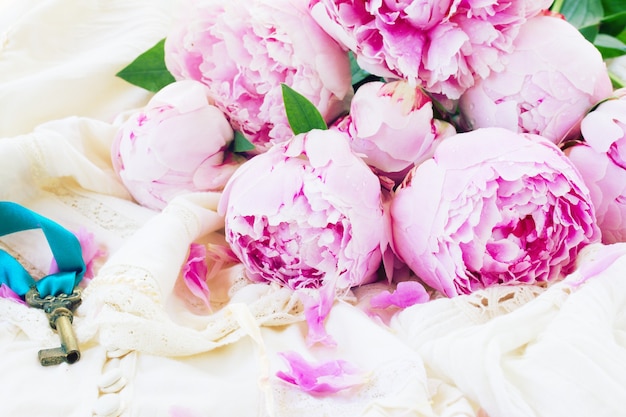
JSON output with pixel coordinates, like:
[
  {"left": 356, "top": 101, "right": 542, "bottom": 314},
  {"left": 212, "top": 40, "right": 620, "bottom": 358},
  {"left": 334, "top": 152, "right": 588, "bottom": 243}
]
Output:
[{"left": 0, "top": 202, "right": 85, "bottom": 297}]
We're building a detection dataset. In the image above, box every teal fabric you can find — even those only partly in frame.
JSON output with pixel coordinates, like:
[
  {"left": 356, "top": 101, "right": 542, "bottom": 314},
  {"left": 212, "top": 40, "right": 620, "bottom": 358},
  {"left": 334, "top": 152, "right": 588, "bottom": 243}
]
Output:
[{"left": 0, "top": 202, "right": 85, "bottom": 297}]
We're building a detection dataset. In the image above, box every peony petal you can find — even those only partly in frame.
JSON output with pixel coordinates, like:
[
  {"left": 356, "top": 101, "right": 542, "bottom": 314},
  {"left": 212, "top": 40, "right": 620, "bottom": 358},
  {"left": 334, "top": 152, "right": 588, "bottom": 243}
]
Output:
[
  {"left": 567, "top": 96, "right": 626, "bottom": 243},
  {"left": 570, "top": 243, "right": 626, "bottom": 287},
  {"left": 276, "top": 351, "right": 366, "bottom": 396},
  {"left": 299, "top": 284, "right": 336, "bottom": 347},
  {"left": 0, "top": 284, "right": 26, "bottom": 305},
  {"left": 459, "top": 15, "right": 612, "bottom": 144},
  {"left": 49, "top": 227, "right": 106, "bottom": 280},
  {"left": 369, "top": 280, "right": 430, "bottom": 309},
  {"left": 182, "top": 243, "right": 211, "bottom": 309}
]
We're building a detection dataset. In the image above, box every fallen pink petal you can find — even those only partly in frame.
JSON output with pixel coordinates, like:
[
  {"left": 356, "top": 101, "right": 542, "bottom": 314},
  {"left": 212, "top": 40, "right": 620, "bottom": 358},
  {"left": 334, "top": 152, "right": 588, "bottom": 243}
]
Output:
[
  {"left": 570, "top": 243, "right": 626, "bottom": 287},
  {"left": 300, "top": 285, "right": 336, "bottom": 347},
  {"left": 182, "top": 243, "right": 211, "bottom": 308},
  {"left": 369, "top": 280, "right": 430, "bottom": 310},
  {"left": 276, "top": 351, "right": 367, "bottom": 396},
  {"left": 0, "top": 284, "right": 25, "bottom": 305},
  {"left": 204, "top": 243, "right": 240, "bottom": 282},
  {"left": 49, "top": 227, "right": 106, "bottom": 280}
]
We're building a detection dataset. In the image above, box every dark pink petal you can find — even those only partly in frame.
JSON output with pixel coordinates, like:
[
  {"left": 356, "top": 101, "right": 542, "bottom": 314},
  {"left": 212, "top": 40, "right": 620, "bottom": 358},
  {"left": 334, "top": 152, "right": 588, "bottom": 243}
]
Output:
[
  {"left": 276, "top": 351, "right": 366, "bottom": 396},
  {"left": 182, "top": 243, "right": 211, "bottom": 309},
  {"left": 74, "top": 227, "right": 107, "bottom": 279},
  {"left": 369, "top": 280, "right": 430, "bottom": 309},
  {"left": 0, "top": 284, "right": 25, "bottom": 305},
  {"left": 300, "top": 284, "right": 336, "bottom": 347}
]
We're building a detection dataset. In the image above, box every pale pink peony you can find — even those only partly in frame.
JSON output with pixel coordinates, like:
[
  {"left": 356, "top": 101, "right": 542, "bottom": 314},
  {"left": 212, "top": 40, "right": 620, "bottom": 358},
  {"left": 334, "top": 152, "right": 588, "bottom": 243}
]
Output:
[
  {"left": 390, "top": 127, "right": 600, "bottom": 297},
  {"left": 112, "top": 80, "right": 241, "bottom": 210},
  {"left": 165, "top": 0, "right": 352, "bottom": 152},
  {"left": 459, "top": 15, "right": 613, "bottom": 144},
  {"left": 333, "top": 80, "right": 456, "bottom": 183},
  {"left": 566, "top": 95, "right": 626, "bottom": 244},
  {"left": 309, "top": 0, "right": 551, "bottom": 99},
  {"left": 218, "top": 129, "right": 385, "bottom": 290}
]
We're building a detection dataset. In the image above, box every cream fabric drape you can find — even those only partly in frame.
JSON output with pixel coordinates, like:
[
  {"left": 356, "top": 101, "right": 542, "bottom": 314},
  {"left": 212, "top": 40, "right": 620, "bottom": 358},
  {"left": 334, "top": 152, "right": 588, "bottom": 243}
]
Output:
[{"left": 1, "top": 1, "right": 626, "bottom": 417}]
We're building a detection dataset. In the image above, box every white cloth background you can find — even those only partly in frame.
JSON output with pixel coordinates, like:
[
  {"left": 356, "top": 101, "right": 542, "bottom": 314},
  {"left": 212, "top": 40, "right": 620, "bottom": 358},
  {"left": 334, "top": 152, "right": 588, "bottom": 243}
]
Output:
[{"left": 1, "top": 1, "right": 626, "bottom": 417}]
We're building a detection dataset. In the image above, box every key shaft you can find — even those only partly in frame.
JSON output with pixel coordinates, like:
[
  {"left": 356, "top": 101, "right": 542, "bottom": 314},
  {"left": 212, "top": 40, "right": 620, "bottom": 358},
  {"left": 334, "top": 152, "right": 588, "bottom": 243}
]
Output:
[{"left": 26, "top": 287, "right": 82, "bottom": 366}]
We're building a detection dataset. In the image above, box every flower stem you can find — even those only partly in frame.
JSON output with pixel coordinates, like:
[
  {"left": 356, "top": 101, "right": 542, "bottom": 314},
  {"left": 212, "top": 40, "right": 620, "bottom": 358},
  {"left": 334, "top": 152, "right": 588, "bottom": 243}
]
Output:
[
  {"left": 551, "top": 0, "right": 564, "bottom": 14},
  {"left": 609, "top": 70, "right": 626, "bottom": 89}
]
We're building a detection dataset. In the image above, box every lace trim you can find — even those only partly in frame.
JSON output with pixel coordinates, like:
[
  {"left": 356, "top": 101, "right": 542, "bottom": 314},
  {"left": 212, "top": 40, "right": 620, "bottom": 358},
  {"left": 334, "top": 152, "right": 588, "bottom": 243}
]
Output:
[
  {"left": 94, "top": 286, "right": 304, "bottom": 356},
  {"left": 18, "top": 137, "right": 143, "bottom": 239},
  {"left": 84, "top": 264, "right": 163, "bottom": 308},
  {"left": 452, "top": 285, "right": 548, "bottom": 324},
  {"left": 50, "top": 186, "right": 142, "bottom": 238},
  {"left": 0, "top": 299, "right": 49, "bottom": 340}
]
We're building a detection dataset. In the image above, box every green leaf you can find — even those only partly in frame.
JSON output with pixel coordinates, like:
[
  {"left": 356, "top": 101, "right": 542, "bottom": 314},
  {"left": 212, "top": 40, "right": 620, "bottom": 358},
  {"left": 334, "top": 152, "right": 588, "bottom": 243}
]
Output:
[
  {"left": 281, "top": 83, "right": 327, "bottom": 135},
  {"left": 560, "top": 0, "right": 604, "bottom": 30},
  {"left": 609, "top": 70, "right": 626, "bottom": 89},
  {"left": 231, "top": 131, "right": 256, "bottom": 153},
  {"left": 594, "top": 33, "right": 626, "bottom": 59},
  {"left": 599, "top": 11, "right": 626, "bottom": 37},
  {"left": 579, "top": 24, "right": 601, "bottom": 42},
  {"left": 116, "top": 38, "right": 176, "bottom": 93},
  {"left": 350, "top": 52, "right": 371, "bottom": 86},
  {"left": 349, "top": 52, "right": 385, "bottom": 91},
  {"left": 601, "top": 0, "right": 626, "bottom": 15}
]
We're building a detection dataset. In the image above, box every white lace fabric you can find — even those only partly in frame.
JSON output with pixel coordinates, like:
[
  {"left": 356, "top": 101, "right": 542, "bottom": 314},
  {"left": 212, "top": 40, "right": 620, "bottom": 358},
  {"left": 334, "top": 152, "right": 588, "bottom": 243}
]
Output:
[{"left": 2, "top": 1, "right": 626, "bottom": 417}]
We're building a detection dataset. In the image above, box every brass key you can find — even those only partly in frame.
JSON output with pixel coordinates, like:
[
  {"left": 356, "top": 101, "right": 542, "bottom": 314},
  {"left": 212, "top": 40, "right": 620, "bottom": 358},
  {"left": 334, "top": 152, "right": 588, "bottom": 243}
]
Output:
[{"left": 25, "top": 287, "right": 82, "bottom": 366}]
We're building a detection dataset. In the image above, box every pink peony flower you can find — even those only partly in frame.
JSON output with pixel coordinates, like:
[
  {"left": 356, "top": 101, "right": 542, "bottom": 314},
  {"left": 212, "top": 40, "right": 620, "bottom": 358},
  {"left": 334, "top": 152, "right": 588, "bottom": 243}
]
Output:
[
  {"left": 309, "top": 0, "right": 551, "bottom": 99},
  {"left": 390, "top": 127, "right": 600, "bottom": 297},
  {"left": 333, "top": 80, "right": 456, "bottom": 183},
  {"left": 459, "top": 15, "right": 613, "bottom": 144},
  {"left": 112, "top": 80, "right": 241, "bottom": 210},
  {"left": 218, "top": 129, "right": 385, "bottom": 291},
  {"left": 276, "top": 351, "right": 366, "bottom": 395},
  {"left": 566, "top": 96, "right": 626, "bottom": 244},
  {"left": 165, "top": 0, "right": 352, "bottom": 151}
]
